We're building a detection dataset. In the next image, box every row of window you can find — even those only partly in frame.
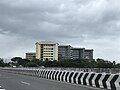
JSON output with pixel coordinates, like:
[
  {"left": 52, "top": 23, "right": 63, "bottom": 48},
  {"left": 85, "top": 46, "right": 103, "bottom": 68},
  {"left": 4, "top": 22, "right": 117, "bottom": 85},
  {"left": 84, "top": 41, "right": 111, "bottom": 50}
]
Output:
[
  {"left": 41, "top": 51, "right": 54, "bottom": 52},
  {"left": 42, "top": 44, "right": 54, "bottom": 46},
  {"left": 43, "top": 48, "right": 54, "bottom": 50},
  {"left": 43, "top": 56, "right": 54, "bottom": 57},
  {"left": 43, "top": 53, "right": 53, "bottom": 55}
]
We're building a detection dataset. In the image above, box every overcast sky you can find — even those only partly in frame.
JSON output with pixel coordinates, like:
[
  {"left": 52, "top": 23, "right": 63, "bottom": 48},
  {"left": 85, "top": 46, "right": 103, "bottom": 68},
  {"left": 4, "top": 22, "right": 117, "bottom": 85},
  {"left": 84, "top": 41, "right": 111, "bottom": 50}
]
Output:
[{"left": 0, "top": 0, "right": 120, "bottom": 62}]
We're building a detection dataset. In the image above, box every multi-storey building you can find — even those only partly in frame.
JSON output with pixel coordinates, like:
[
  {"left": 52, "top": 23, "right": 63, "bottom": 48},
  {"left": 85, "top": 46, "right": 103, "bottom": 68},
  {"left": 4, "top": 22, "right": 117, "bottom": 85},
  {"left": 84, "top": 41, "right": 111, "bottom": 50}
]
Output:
[
  {"left": 71, "top": 48, "right": 93, "bottom": 60},
  {"left": 36, "top": 41, "right": 58, "bottom": 61},
  {"left": 58, "top": 45, "right": 72, "bottom": 60},
  {"left": 58, "top": 46, "right": 93, "bottom": 60},
  {"left": 71, "top": 48, "right": 85, "bottom": 60},
  {"left": 26, "top": 52, "right": 36, "bottom": 60},
  {"left": 35, "top": 41, "right": 93, "bottom": 61},
  {"left": 84, "top": 49, "right": 93, "bottom": 59}
]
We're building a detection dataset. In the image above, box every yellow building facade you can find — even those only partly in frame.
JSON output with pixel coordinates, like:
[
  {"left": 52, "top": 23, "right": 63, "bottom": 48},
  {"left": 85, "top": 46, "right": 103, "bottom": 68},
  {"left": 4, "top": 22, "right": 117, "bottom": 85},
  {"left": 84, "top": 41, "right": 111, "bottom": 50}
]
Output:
[{"left": 36, "top": 41, "right": 58, "bottom": 61}]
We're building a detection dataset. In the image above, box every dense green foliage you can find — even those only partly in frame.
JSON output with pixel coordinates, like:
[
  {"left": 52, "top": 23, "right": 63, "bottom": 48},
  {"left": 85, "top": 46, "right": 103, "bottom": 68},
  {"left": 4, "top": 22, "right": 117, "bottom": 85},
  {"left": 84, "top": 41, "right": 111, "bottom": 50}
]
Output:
[
  {"left": 11, "top": 57, "right": 30, "bottom": 67},
  {"left": 0, "top": 58, "right": 9, "bottom": 67},
  {"left": 10, "top": 57, "right": 120, "bottom": 68}
]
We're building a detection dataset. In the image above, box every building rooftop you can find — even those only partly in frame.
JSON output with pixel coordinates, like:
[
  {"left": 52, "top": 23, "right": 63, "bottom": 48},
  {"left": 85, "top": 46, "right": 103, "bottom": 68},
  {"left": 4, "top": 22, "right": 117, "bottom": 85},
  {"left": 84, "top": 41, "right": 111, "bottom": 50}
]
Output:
[
  {"left": 36, "top": 41, "right": 58, "bottom": 45},
  {"left": 85, "top": 49, "right": 94, "bottom": 51},
  {"left": 71, "top": 48, "right": 85, "bottom": 50},
  {"left": 58, "top": 45, "right": 72, "bottom": 47}
]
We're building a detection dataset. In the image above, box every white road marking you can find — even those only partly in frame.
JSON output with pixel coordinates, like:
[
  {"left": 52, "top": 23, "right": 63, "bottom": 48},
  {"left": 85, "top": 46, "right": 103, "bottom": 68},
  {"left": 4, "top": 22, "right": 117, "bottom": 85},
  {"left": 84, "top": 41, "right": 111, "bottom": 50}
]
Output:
[
  {"left": 21, "top": 81, "right": 30, "bottom": 85},
  {"left": 0, "top": 85, "right": 6, "bottom": 90}
]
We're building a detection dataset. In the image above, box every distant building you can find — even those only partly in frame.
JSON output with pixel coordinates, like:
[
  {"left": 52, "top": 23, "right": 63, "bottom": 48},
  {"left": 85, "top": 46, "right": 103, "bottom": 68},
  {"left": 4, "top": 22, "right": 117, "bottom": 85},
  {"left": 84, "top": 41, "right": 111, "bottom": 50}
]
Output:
[
  {"left": 71, "top": 48, "right": 85, "bottom": 60},
  {"left": 58, "top": 45, "right": 72, "bottom": 60},
  {"left": 35, "top": 41, "right": 93, "bottom": 61},
  {"left": 26, "top": 52, "right": 36, "bottom": 60},
  {"left": 58, "top": 46, "right": 93, "bottom": 60},
  {"left": 84, "top": 49, "right": 93, "bottom": 59},
  {"left": 36, "top": 41, "right": 58, "bottom": 61}
]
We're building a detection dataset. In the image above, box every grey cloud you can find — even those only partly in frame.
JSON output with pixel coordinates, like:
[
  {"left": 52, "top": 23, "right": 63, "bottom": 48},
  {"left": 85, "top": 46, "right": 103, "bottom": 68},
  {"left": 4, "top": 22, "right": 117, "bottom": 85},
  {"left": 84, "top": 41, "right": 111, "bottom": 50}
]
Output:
[{"left": 0, "top": 0, "right": 120, "bottom": 62}]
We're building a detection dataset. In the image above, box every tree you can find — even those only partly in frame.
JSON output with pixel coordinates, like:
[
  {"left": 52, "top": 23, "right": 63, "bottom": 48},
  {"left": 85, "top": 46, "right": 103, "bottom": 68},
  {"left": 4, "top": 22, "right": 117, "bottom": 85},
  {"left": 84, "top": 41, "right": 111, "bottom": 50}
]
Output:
[
  {"left": 11, "top": 57, "right": 31, "bottom": 67},
  {"left": 11, "top": 57, "right": 22, "bottom": 62},
  {"left": 18, "top": 59, "right": 30, "bottom": 67},
  {"left": 0, "top": 58, "right": 5, "bottom": 67}
]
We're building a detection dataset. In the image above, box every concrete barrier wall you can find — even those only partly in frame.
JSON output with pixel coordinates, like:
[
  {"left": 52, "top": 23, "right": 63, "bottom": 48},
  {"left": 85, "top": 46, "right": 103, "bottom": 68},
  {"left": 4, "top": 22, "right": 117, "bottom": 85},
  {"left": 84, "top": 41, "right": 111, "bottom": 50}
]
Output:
[
  {"left": 2, "top": 68, "right": 120, "bottom": 90},
  {"left": 45, "top": 67, "right": 120, "bottom": 74}
]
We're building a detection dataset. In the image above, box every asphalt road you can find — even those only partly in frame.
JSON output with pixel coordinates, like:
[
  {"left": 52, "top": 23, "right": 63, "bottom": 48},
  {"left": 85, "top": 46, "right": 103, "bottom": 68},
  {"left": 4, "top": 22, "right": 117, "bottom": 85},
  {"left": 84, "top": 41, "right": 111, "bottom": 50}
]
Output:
[{"left": 0, "top": 70, "right": 105, "bottom": 90}]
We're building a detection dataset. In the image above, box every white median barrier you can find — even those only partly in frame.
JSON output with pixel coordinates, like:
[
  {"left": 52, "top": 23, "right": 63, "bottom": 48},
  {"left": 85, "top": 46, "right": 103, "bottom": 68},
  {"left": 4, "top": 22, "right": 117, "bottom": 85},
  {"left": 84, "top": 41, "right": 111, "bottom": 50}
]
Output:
[
  {"left": 114, "top": 75, "right": 120, "bottom": 90},
  {"left": 86, "top": 72, "right": 95, "bottom": 86},
  {"left": 2, "top": 68, "right": 120, "bottom": 90}
]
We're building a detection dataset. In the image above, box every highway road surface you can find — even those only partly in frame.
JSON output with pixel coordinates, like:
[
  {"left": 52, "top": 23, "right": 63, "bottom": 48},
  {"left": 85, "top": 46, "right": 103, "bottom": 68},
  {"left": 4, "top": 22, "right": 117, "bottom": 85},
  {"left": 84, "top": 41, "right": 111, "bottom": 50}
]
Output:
[{"left": 0, "top": 70, "right": 105, "bottom": 90}]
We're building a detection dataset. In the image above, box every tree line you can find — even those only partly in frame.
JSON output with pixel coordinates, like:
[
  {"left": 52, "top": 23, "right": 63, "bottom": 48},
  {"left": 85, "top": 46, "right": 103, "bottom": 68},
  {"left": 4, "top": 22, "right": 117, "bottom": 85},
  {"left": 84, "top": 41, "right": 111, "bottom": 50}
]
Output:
[
  {"left": 9, "top": 57, "right": 120, "bottom": 68},
  {"left": 1, "top": 57, "right": 120, "bottom": 68},
  {"left": 0, "top": 58, "right": 9, "bottom": 67}
]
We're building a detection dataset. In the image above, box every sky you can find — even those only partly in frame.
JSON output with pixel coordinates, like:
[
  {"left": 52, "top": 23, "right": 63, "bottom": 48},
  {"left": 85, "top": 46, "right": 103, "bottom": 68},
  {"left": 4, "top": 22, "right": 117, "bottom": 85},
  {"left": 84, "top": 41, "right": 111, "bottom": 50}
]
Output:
[{"left": 0, "top": 0, "right": 120, "bottom": 62}]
